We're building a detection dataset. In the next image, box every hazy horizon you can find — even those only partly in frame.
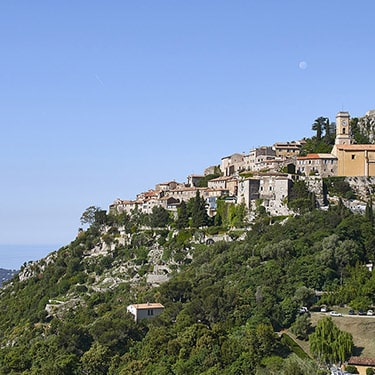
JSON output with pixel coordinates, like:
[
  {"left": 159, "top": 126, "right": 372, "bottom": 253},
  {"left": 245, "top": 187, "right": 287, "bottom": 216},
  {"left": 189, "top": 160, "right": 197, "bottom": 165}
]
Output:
[{"left": 0, "top": 244, "right": 62, "bottom": 270}]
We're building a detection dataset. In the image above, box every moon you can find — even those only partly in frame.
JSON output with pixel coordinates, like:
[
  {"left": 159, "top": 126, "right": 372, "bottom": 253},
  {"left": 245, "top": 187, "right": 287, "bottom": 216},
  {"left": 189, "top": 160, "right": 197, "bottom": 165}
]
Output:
[{"left": 299, "top": 61, "right": 308, "bottom": 70}]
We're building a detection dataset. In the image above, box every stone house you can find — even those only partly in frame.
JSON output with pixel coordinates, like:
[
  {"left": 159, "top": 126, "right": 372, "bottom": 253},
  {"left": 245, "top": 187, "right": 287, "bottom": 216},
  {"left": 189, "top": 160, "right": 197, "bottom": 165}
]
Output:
[
  {"left": 109, "top": 199, "right": 143, "bottom": 215},
  {"left": 155, "top": 181, "right": 180, "bottom": 192},
  {"left": 247, "top": 146, "right": 276, "bottom": 171},
  {"left": 207, "top": 176, "right": 238, "bottom": 195},
  {"left": 140, "top": 197, "right": 160, "bottom": 214},
  {"left": 221, "top": 153, "right": 246, "bottom": 176},
  {"left": 158, "top": 196, "right": 180, "bottom": 211},
  {"left": 127, "top": 303, "right": 164, "bottom": 322},
  {"left": 165, "top": 186, "right": 207, "bottom": 202},
  {"left": 238, "top": 173, "right": 292, "bottom": 216},
  {"left": 136, "top": 189, "right": 160, "bottom": 201},
  {"left": 272, "top": 141, "right": 303, "bottom": 158},
  {"left": 296, "top": 153, "right": 337, "bottom": 177}
]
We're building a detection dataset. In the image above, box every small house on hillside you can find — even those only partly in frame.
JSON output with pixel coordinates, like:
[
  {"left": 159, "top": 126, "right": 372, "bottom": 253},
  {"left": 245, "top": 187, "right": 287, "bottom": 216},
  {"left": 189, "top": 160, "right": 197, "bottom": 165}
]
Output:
[{"left": 127, "top": 302, "right": 165, "bottom": 322}]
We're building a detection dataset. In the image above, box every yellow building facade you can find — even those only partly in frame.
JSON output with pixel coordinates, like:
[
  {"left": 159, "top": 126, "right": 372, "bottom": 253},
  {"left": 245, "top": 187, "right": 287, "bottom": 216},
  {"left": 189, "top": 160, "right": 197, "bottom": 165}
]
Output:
[
  {"left": 333, "top": 144, "right": 375, "bottom": 176},
  {"left": 331, "top": 111, "right": 375, "bottom": 177}
]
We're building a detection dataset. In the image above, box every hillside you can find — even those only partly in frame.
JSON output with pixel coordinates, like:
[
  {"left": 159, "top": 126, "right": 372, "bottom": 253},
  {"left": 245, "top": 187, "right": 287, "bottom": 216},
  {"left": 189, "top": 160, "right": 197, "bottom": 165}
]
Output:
[{"left": 1, "top": 201, "right": 375, "bottom": 373}]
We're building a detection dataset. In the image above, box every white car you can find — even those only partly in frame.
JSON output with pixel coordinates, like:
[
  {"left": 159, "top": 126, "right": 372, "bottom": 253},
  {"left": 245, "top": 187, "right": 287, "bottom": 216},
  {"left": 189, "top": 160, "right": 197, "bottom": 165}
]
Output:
[
  {"left": 367, "top": 310, "right": 374, "bottom": 316},
  {"left": 330, "top": 311, "right": 342, "bottom": 317}
]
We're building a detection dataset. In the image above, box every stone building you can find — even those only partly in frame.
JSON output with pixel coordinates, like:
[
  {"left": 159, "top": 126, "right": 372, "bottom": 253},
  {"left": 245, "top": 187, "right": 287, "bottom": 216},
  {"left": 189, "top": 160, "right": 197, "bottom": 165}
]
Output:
[
  {"left": 237, "top": 173, "right": 292, "bottom": 216},
  {"left": 247, "top": 146, "right": 276, "bottom": 171},
  {"left": 332, "top": 111, "right": 375, "bottom": 176},
  {"left": 296, "top": 153, "right": 337, "bottom": 177},
  {"left": 207, "top": 176, "right": 238, "bottom": 196},
  {"left": 272, "top": 141, "right": 303, "bottom": 158},
  {"left": 221, "top": 153, "right": 246, "bottom": 176}
]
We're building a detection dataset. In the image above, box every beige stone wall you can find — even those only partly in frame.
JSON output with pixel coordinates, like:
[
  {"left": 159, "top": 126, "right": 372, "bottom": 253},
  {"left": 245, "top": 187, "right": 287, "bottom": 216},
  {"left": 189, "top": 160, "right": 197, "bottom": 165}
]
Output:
[
  {"left": 336, "top": 149, "right": 375, "bottom": 176},
  {"left": 237, "top": 175, "right": 291, "bottom": 216},
  {"left": 297, "top": 156, "right": 337, "bottom": 177},
  {"left": 220, "top": 153, "right": 245, "bottom": 176}
]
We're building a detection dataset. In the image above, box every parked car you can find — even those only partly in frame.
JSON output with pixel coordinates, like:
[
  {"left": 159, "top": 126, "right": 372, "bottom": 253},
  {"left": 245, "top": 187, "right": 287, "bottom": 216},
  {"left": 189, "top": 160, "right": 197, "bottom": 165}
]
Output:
[
  {"left": 299, "top": 306, "right": 308, "bottom": 314},
  {"left": 348, "top": 309, "right": 355, "bottom": 315},
  {"left": 320, "top": 305, "right": 327, "bottom": 312},
  {"left": 367, "top": 309, "right": 374, "bottom": 316},
  {"left": 358, "top": 309, "right": 366, "bottom": 315},
  {"left": 330, "top": 311, "right": 342, "bottom": 317}
]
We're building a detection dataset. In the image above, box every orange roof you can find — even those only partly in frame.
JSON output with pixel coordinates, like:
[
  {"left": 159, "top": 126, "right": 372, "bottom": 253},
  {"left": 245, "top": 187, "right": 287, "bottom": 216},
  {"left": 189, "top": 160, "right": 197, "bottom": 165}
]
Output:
[
  {"left": 297, "top": 153, "right": 337, "bottom": 160},
  {"left": 131, "top": 303, "right": 164, "bottom": 310}
]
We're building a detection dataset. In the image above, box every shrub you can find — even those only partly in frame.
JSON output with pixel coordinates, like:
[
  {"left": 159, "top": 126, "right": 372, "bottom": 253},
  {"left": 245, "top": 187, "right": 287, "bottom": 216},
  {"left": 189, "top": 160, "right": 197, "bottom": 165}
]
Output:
[
  {"left": 280, "top": 334, "right": 309, "bottom": 359},
  {"left": 345, "top": 365, "right": 359, "bottom": 374}
]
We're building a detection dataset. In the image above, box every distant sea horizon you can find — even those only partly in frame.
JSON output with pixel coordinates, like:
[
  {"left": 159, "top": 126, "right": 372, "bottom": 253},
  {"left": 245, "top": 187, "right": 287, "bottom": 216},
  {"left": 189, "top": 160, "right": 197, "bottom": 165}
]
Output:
[{"left": 0, "top": 244, "right": 62, "bottom": 270}]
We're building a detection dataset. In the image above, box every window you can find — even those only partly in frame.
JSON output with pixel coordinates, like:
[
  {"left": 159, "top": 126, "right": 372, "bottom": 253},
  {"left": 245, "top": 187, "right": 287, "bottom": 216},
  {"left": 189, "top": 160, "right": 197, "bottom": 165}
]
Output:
[
  {"left": 148, "top": 309, "right": 154, "bottom": 316},
  {"left": 351, "top": 154, "right": 355, "bottom": 160}
]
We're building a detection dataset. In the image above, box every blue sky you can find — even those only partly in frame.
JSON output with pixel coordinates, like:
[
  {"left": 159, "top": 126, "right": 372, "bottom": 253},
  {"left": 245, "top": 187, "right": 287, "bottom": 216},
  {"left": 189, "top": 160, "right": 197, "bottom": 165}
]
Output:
[{"left": 1, "top": 1, "right": 374, "bottom": 268}]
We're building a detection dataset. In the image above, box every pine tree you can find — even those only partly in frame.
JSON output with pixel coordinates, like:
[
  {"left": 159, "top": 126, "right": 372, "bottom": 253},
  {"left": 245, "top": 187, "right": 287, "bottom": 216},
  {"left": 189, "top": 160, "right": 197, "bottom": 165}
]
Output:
[
  {"left": 365, "top": 198, "right": 374, "bottom": 225},
  {"left": 191, "top": 191, "right": 208, "bottom": 228},
  {"left": 176, "top": 201, "right": 189, "bottom": 229}
]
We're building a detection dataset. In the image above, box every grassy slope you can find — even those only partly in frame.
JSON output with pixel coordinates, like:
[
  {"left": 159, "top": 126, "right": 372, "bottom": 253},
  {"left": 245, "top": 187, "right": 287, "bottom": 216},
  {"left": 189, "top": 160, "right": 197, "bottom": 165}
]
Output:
[{"left": 294, "top": 312, "right": 375, "bottom": 358}]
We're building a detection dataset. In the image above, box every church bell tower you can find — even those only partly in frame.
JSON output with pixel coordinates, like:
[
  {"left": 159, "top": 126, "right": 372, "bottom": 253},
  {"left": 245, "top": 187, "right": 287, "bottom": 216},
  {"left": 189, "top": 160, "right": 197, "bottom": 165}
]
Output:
[{"left": 335, "top": 111, "right": 351, "bottom": 145}]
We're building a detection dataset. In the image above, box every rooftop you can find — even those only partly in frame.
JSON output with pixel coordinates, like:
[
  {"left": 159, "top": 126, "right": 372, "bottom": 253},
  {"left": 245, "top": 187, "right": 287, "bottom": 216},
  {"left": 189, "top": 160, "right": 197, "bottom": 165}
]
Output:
[{"left": 129, "top": 303, "right": 164, "bottom": 310}]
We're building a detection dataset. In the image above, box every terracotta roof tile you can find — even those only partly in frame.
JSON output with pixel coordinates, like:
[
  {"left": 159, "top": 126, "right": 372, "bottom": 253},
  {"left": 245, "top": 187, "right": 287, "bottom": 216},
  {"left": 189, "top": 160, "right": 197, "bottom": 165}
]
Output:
[{"left": 348, "top": 356, "right": 375, "bottom": 366}]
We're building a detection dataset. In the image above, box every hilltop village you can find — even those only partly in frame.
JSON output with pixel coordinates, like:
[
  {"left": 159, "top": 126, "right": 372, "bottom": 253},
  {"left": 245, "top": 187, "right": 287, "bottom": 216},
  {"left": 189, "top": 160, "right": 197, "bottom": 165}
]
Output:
[{"left": 110, "top": 111, "right": 375, "bottom": 219}]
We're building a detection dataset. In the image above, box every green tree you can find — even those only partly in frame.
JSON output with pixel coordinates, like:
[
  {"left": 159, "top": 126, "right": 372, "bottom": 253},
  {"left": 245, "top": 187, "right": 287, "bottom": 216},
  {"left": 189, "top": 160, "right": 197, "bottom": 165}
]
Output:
[
  {"left": 366, "top": 198, "right": 374, "bottom": 225},
  {"left": 80, "top": 206, "right": 108, "bottom": 228},
  {"left": 345, "top": 365, "right": 359, "bottom": 374},
  {"left": 231, "top": 202, "right": 248, "bottom": 228},
  {"left": 312, "top": 117, "right": 324, "bottom": 140},
  {"left": 282, "top": 354, "right": 322, "bottom": 375},
  {"left": 309, "top": 316, "right": 353, "bottom": 365},
  {"left": 294, "top": 286, "right": 316, "bottom": 308},
  {"left": 191, "top": 191, "right": 208, "bottom": 228},
  {"left": 323, "top": 117, "right": 333, "bottom": 143},
  {"left": 80, "top": 342, "right": 112, "bottom": 375},
  {"left": 80, "top": 206, "right": 102, "bottom": 226},
  {"left": 288, "top": 180, "right": 315, "bottom": 213},
  {"left": 149, "top": 206, "right": 170, "bottom": 228},
  {"left": 176, "top": 200, "right": 189, "bottom": 229},
  {"left": 290, "top": 314, "right": 311, "bottom": 340}
]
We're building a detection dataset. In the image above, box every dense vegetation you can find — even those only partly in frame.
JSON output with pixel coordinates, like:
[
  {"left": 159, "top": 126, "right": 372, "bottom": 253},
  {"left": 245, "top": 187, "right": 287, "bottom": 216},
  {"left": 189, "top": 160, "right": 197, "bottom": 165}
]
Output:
[{"left": 1, "top": 197, "right": 375, "bottom": 374}]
